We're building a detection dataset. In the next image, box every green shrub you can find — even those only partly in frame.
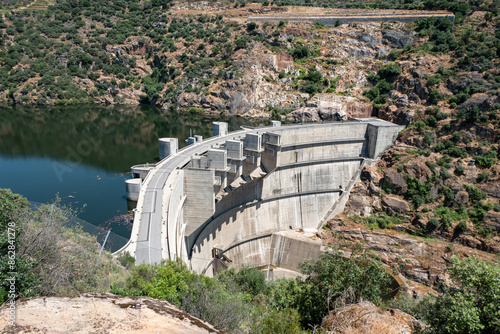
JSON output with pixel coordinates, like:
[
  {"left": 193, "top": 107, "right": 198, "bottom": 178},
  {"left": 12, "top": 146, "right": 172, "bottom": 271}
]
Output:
[
  {"left": 291, "top": 45, "right": 310, "bottom": 59},
  {"left": 425, "top": 257, "right": 500, "bottom": 334},
  {"left": 477, "top": 171, "right": 491, "bottom": 183},
  {"left": 377, "top": 217, "right": 388, "bottom": 229},
  {"left": 465, "top": 185, "right": 486, "bottom": 204},
  {"left": 455, "top": 165, "right": 465, "bottom": 175},
  {"left": 455, "top": 221, "right": 468, "bottom": 233},
  {"left": 378, "top": 63, "right": 402, "bottom": 79},
  {"left": 413, "top": 120, "right": 427, "bottom": 131},
  {"left": 474, "top": 150, "right": 497, "bottom": 168},
  {"left": 427, "top": 74, "right": 442, "bottom": 87},
  {"left": 297, "top": 250, "right": 391, "bottom": 328},
  {"left": 440, "top": 167, "right": 452, "bottom": 180},
  {"left": 427, "top": 115, "right": 438, "bottom": 127},
  {"left": 117, "top": 251, "right": 135, "bottom": 269},
  {"left": 364, "top": 86, "right": 380, "bottom": 100},
  {"left": 428, "top": 218, "right": 440, "bottom": 231},
  {"left": 217, "top": 266, "right": 266, "bottom": 297},
  {"left": 251, "top": 308, "right": 304, "bottom": 334}
]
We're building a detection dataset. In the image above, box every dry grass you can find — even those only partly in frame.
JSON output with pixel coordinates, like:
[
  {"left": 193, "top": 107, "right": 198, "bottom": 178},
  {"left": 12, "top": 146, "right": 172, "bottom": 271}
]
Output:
[{"left": 321, "top": 301, "right": 418, "bottom": 334}]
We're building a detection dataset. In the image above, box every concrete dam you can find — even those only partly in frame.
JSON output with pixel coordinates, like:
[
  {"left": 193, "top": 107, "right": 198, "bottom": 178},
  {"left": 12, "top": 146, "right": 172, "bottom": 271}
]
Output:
[{"left": 117, "top": 119, "right": 403, "bottom": 276}]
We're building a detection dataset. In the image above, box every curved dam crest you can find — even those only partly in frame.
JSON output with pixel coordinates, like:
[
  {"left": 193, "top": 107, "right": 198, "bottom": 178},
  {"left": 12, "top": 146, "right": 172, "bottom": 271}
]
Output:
[{"left": 117, "top": 119, "right": 403, "bottom": 276}]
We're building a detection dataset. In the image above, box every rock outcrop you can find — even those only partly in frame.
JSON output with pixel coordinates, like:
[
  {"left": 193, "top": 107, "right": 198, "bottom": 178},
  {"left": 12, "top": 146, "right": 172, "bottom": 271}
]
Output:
[
  {"left": 321, "top": 301, "right": 427, "bottom": 334},
  {"left": 286, "top": 94, "right": 373, "bottom": 122},
  {"left": 0, "top": 293, "right": 223, "bottom": 334}
]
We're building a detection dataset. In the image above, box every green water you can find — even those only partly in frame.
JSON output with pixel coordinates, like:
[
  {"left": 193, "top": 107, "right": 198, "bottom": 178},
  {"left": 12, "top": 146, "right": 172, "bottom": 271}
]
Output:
[{"left": 0, "top": 104, "right": 266, "bottom": 246}]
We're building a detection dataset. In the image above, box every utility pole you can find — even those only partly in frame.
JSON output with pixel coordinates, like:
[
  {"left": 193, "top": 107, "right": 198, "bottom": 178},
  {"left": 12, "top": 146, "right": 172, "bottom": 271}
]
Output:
[{"left": 96, "top": 230, "right": 111, "bottom": 265}]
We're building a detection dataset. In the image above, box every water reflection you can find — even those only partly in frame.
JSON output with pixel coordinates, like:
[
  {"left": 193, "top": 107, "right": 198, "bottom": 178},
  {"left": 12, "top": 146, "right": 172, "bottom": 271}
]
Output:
[{"left": 0, "top": 104, "right": 266, "bottom": 245}]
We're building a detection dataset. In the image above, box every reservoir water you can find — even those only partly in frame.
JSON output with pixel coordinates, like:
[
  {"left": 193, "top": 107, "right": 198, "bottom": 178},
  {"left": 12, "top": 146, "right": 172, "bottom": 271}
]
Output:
[{"left": 0, "top": 104, "right": 264, "bottom": 250}]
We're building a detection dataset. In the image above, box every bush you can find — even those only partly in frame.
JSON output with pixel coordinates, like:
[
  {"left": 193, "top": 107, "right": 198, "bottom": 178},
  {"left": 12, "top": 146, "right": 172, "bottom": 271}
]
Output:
[
  {"left": 291, "top": 45, "right": 310, "bottom": 59},
  {"left": 455, "top": 165, "right": 465, "bottom": 175},
  {"left": 455, "top": 221, "right": 468, "bottom": 233},
  {"left": 246, "top": 22, "right": 258, "bottom": 32},
  {"left": 440, "top": 167, "right": 452, "bottom": 180},
  {"left": 427, "top": 115, "right": 438, "bottom": 127},
  {"left": 117, "top": 251, "right": 135, "bottom": 269},
  {"left": 364, "top": 86, "right": 380, "bottom": 100},
  {"left": 251, "top": 308, "right": 304, "bottom": 334},
  {"left": 376, "top": 79, "right": 393, "bottom": 93},
  {"left": 427, "top": 74, "right": 442, "bottom": 87},
  {"left": 474, "top": 150, "right": 497, "bottom": 168},
  {"left": 217, "top": 266, "right": 266, "bottom": 297},
  {"left": 377, "top": 217, "right": 388, "bottom": 229},
  {"left": 477, "top": 171, "right": 491, "bottom": 183},
  {"left": 465, "top": 185, "right": 486, "bottom": 204},
  {"left": 124, "top": 260, "right": 254, "bottom": 333},
  {"left": 428, "top": 218, "right": 440, "bottom": 231},
  {"left": 413, "top": 120, "right": 427, "bottom": 131},
  {"left": 297, "top": 250, "right": 391, "bottom": 328},
  {"left": 425, "top": 257, "right": 500, "bottom": 334},
  {"left": 378, "top": 63, "right": 402, "bottom": 79},
  {"left": 428, "top": 90, "right": 443, "bottom": 105}
]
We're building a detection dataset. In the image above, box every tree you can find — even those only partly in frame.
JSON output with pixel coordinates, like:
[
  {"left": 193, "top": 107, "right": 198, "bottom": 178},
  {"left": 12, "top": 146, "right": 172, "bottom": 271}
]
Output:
[
  {"left": 217, "top": 265, "right": 266, "bottom": 297},
  {"left": 246, "top": 22, "right": 258, "bottom": 32},
  {"left": 426, "top": 257, "right": 500, "bottom": 334},
  {"left": 291, "top": 45, "right": 310, "bottom": 59},
  {"left": 296, "top": 248, "right": 391, "bottom": 327},
  {"left": 378, "top": 62, "right": 402, "bottom": 79}
]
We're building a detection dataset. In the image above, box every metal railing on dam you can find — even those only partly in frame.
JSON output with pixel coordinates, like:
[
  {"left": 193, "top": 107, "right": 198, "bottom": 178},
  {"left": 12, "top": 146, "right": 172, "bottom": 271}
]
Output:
[{"left": 116, "top": 119, "right": 404, "bottom": 276}]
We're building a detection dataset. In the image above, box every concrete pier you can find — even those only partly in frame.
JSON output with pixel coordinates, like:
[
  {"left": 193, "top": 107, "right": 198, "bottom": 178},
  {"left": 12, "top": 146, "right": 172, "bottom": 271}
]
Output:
[
  {"left": 125, "top": 178, "right": 142, "bottom": 201},
  {"left": 159, "top": 138, "right": 178, "bottom": 160},
  {"left": 212, "top": 122, "right": 228, "bottom": 137}
]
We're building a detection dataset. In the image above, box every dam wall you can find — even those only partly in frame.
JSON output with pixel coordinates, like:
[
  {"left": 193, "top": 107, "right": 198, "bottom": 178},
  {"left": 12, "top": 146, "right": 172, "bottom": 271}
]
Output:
[
  {"left": 187, "top": 120, "right": 402, "bottom": 275},
  {"left": 119, "top": 118, "right": 403, "bottom": 274}
]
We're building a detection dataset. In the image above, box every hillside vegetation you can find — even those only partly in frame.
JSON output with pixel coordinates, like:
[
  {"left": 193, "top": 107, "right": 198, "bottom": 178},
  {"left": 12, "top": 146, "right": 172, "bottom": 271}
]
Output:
[{"left": 0, "top": 0, "right": 496, "bottom": 114}]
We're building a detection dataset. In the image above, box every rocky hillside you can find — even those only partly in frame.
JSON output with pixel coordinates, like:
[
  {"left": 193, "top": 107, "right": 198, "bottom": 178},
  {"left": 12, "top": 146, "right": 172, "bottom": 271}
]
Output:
[{"left": 2, "top": 0, "right": 493, "bottom": 120}]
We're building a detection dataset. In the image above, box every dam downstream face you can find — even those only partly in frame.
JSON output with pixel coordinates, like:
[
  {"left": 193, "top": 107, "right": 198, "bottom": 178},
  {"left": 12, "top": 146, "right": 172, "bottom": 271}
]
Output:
[
  {"left": 188, "top": 121, "right": 402, "bottom": 275},
  {"left": 0, "top": 104, "right": 264, "bottom": 251},
  {"left": 123, "top": 119, "right": 403, "bottom": 275}
]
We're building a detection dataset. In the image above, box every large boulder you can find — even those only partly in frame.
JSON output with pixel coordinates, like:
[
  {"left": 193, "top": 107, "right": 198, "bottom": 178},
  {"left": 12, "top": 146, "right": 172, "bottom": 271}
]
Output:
[
  {"left": 357, "top": 32, "right": 381, "bottom": 48},
  {"left": 383, "top": 196, "right": 411, "bottom": 213},
  {"left": 317, "top": 101, "right": 347, "bottom": 121},
  {"left": 447, "top": 72, "right": 487, "bottom": 92},
  {"left": 484, "top": 211, "right": 500, "bottom": 232},
  {"left": 346, "top": 195, "right": 371, "bottom": 215},
  {"left": 455, "top": 191, "right": 469, "bottom": 205},
  {"left": 383, "top": 169, "right": 408, "bottom": 195},
  {"left": 404, "top": 160, "right": 433, "bottom": 183},
  {"left": 382, "top": 30, "right": 415, "bottom": 48},
  {"left": 481, "top": 181, "right": 500, "bottom": 198},
  {"left": 461, "top": 93, "right": 500, "bottom": 112},
  {"left": 378, "top": 104, "right": 414, "bottom": 126},
  {"left": 361, "top": 165, "right": 382, "bottom": 183},
  {"left": 288, "top": 94, "right": 373, "bottom": 122}
]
